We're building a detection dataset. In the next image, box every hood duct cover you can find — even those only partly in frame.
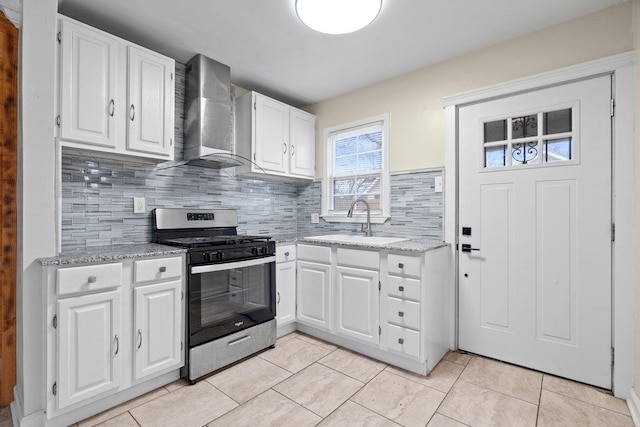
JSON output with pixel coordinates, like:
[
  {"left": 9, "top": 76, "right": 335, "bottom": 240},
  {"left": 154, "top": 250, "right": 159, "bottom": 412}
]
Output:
[{"left": 183, "top": 54, "right": 243, "bottom": 168}]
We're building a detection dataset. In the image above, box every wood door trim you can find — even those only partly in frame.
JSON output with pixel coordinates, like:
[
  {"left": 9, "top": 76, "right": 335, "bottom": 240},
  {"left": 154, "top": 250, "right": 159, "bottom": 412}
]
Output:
[{"left": 0, "top": 10, "right": 18, "bottom": 407}]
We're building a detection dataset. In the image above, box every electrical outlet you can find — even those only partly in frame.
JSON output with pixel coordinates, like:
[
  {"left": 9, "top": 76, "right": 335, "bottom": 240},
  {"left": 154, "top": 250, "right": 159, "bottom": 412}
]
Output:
[
  {"left": 311, "top": 213, "right": 320, "bottom": 224},
  {"left": 133, "top": 197, "right": 146, "bottom": 214},
  {"left": 434, "top": 176, "right": 443, "bottom": 193}
]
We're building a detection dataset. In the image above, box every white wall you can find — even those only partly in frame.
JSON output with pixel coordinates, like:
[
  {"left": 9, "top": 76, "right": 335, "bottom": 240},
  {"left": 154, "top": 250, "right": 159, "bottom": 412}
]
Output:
[
  {"left": 17, "top": 0, "right": 57, "bottom": 416},
  {"left": 306, "top": 2, "right": 633, "bottom": 175},
  {"left": 633, "top": 0, "right": 640, "bottom": 401}
]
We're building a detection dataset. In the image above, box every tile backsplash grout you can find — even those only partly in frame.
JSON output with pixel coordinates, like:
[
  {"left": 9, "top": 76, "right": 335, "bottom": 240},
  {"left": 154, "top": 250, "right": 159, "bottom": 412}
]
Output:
[{"left": 60, "top": 63, "right": 443, "bottom": 250}]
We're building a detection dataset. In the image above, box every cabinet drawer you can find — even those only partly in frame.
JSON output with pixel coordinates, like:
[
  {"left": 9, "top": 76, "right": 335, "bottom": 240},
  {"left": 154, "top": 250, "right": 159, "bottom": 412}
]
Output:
[
  {"left": 387, "top": 276, "right": 421, "bottom": 301},
  {"left": 276, "top": 245, "right": 296, "bottom": 263},
  {"left": 388, "top": 253, "right": 421, "bottom": 277},
  {"left": 387, "top": 297, "right": 420, "bottom": 330},
  {"left": 57, "top": 263, "right": 122, "bottom": 296},
  {"left": 134, "top": 257, "right": 183, "bottom": 283},
  {"left": 387, "top": 324, "right": 420, "bottom": 358},
  {"left": 336, "top": 248, "right": 378, "bottom": 270},
  {"left": 297, "top": 244, "right": 331, "bottom": 263}
]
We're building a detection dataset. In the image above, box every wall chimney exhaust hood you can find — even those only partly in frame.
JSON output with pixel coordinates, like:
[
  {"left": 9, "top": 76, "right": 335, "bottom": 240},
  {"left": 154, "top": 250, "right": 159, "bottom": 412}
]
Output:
[{"left": 183, "top": 54, "right": 242, "bottom": 168}]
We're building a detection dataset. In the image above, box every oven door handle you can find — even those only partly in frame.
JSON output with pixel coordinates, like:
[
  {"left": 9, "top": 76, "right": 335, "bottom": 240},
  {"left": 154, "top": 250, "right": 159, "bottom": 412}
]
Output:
[{"left": 190, "top": 256, "right": 276, "bottom": 274}]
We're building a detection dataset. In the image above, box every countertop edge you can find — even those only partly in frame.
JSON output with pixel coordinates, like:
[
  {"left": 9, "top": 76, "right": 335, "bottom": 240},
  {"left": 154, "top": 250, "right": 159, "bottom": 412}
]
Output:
[
  {"left": 38, "top": 243, "right": 187, "bottom": 266},
  {"left": 276, "top": 237, "right": 449, "bottom": 252}
]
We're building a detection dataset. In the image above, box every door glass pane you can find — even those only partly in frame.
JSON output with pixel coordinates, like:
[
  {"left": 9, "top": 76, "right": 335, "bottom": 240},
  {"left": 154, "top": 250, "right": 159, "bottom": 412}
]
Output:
[
  {"left": 485, "top": 145, "right": 506, "bottom": 168},
  {"left": 512, "top": 115, "right": 538, "bottom": 139},
  {"left": 544, "top": 138, "right": 572, "bottom": 162},
  {"left": 484, "top": 120, "right": 506, "bottom": 143},
  {"left": 511, "top": 142, "right": 539, "bottom": 165},
  {"left": 544, "top": 109, "right": 572, "bottom": 135}
]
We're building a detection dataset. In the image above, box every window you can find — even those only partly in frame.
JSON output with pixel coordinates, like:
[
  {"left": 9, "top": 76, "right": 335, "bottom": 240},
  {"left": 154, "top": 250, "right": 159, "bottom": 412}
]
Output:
[
  {"left": 483, "top": 106, "right": 576, "bottom": 169},
  {"left": 322, "top": 114, "right": 390, "bottom": 223}
]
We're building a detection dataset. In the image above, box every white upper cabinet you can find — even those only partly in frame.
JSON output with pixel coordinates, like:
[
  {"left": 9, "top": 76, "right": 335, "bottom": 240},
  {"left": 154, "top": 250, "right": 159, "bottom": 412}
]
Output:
[
  {"left": 59, "top": 18, "right": 119, "bottom": 149},
  {"left": 236, "top": 91, "right": 316, "bottom": 181},
  {"left": 57, "top": 15, "right": 174, "bottom": 162},
  {"left": 127, "top": 46, "right": 174, "bottom": 157}
]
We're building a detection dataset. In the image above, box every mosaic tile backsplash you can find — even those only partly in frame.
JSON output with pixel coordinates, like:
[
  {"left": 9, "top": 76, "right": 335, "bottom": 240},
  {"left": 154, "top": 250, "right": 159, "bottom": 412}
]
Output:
[{"left": 60, "top": 63, "right": 443, "bottom": 250}]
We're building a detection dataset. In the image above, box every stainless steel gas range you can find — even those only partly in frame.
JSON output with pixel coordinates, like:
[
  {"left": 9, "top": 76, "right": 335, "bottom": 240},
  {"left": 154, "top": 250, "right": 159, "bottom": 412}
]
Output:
[{"left": 152, "top": 208, "right": 276, "bottom": 383}]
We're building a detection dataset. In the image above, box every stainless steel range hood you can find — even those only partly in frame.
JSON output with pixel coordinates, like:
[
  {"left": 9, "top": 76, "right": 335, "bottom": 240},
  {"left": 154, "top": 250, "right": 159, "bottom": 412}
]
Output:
[{"left": 183, "top": 54, "right": 242, "bottom": 168}]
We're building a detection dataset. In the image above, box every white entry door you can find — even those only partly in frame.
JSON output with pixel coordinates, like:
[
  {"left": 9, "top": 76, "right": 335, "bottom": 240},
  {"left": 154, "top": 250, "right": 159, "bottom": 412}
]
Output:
[{"left": 458, "top": 75, "right": 612, "bottom": 389}]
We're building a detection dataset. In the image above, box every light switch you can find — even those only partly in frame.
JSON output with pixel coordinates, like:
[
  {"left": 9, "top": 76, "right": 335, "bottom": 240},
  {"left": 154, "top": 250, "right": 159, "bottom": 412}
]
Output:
[{"left": 434, "top": 176, "right": 443, "bottom": 193}]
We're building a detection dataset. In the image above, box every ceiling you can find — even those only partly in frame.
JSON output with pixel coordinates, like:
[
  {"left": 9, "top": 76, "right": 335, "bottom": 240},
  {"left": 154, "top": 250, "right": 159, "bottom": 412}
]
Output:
[{"left": 58, "top": 0, "right": 626, "bottom": 107}]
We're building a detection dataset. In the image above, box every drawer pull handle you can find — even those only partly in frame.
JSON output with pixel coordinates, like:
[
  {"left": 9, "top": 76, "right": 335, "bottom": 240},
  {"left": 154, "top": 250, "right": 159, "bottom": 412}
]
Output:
[
  {"left": 137, "top": 329, "right": 143, "bottom": 349},
  {"left": 284, "top": 251, "right": 290, "bottom": 256},
  {"left": 398, "top": 338, "right": 404, "bottom": 344},
  {"left": 159, "top": 266, "right": 167, "bottom": 273},
  {"left": 398, "top": 311, "right": 404, "bottom": 317},
  {"left": 398, "top": 263, "right": 404, "bottom": 269},
  {"left": 399, "top": 286, "right": 405, "bottom": 292},
  {"left": 88, "top": 276, "right": 97, "bottom": 284},
  {"left": 114, "top": 335, "right": 119, "bottom": 355}
]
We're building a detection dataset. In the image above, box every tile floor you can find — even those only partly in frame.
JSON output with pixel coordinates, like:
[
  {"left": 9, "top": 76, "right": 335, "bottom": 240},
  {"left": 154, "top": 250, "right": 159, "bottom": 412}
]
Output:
[{"left": 2, "top": 331, "right": 634, "bottom": 427}]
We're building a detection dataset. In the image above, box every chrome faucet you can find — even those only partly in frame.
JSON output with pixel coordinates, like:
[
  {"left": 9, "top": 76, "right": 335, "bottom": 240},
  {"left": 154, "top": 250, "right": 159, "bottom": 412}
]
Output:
[{"left": 347, "top": 198, "right": 372, "bottom": 237}]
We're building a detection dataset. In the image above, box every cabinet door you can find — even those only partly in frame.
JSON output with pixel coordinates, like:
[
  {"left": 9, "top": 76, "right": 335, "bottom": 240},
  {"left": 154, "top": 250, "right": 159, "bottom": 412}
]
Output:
[
  {"left": 289, "top": 108, "right": 316, "bottom": 178},
  {"left": 127, "top": 46, "right": 174, "bottom": 157},
  {"left": 59, "top": 18, "right": 119, "bottom": 148},
  {"left": 255, "top": 94, "right": 288, "bottom": 173},
  {"left": 133, "top": 280, "right": 182, "bottom": 381},
  {"left": 335, "top": 266, "right": 380, "bottom": 345},
  {"left": 57, "top": 290, "right": 121, "bottom": 409},
  {"left": 297, "top": 260, "right": 331, "bottom": 330},
  {"left": 276, "top": 260, "right": 296, "bottom": 326}
]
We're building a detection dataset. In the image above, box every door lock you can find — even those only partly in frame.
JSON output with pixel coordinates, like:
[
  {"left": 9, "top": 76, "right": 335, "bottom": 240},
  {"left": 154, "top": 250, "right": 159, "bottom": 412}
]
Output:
[{"left": 461, "top": 244, "right": 480, "bottom": 253}]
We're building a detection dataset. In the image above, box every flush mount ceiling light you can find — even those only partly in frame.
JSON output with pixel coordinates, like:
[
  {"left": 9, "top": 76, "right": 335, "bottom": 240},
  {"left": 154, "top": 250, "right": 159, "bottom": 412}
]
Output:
[{"left": 296, "top": 0, "right": 382, "bottom": 35}]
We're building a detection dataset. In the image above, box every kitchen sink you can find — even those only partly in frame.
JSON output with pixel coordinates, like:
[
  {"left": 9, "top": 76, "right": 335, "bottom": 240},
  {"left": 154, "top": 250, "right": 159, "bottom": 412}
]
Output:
[{"left": 303, "top": 234, "right": 410, "bottom": 246}]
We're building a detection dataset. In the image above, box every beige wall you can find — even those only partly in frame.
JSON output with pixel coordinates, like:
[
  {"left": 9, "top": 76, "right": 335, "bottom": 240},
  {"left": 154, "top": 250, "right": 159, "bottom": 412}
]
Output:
[
  {"left": 306, "top": 2, "right": 633, "bottom": 175},
  {"left": 633, "top": 0, "right": 640, "bottom": 397}
]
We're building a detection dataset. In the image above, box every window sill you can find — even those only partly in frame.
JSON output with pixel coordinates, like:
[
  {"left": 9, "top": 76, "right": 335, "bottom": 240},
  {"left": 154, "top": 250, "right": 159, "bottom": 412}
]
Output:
[{"left": 320, "top": 215, "right": 389, "bottom": 224}]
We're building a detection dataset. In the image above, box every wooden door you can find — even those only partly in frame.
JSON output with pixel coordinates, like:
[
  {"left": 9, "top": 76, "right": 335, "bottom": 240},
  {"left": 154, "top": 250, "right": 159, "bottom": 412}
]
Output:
[
  {"left": 133, "top": 280, "right": 182, "bottom": 381},
  {"left": 458, "top": 76, "right": 612, "bottom": 388},
  {"left": 0, "top": 10, "right": 17, "bottom": 408},
  {"left": 126, "top": 45, "right": 173, "bottom": 157}
]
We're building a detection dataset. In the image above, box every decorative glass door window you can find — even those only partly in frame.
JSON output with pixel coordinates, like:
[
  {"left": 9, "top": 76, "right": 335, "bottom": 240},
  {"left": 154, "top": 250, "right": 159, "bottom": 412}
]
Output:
[{"left": 483, "top": 107, "right": 574, "bottom": 168}]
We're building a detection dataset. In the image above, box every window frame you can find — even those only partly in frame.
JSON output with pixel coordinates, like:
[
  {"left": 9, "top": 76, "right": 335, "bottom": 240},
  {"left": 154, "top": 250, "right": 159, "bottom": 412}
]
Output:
[{"left": 321, "top": 113, "right": 390, "bottom": 223}]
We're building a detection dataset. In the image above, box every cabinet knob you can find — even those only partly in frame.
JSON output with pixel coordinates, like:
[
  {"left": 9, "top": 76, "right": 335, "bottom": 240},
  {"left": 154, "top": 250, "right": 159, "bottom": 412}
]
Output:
[
  {"left": 159, "top": 266, "right": 167, "bottom": 273},
  {"left": 87, "top": 276, "right": 97, "bottom": 284},
  {"left": 284, "top": 251, "right": 290, "bottom": 256},
  {"left": 129, "top": 104, "right": 135, "bottom": 121},
  {"left": 398, "top": 286, "right": 405, "bottom": 292},
  {"left": 398, "top": 311, "right": 404, "bottom": 317},
  {"left": 398, "top": 263, "right": 404, "bottom": 269},
  {"left": 398, "top": 338, "right": 404, "bottom": 344},
  {"left": 109, "top": 99, "right": 115, "bottom": 117}
]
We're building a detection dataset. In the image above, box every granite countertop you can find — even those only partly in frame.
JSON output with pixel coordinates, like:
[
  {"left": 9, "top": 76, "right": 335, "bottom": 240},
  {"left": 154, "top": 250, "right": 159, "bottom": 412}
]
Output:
[
  {"left": 274, "top": 236, "right": 448, "bottom": 253},
  {"left": 38, "top": 243, "right": 187, "bottom": 266}
]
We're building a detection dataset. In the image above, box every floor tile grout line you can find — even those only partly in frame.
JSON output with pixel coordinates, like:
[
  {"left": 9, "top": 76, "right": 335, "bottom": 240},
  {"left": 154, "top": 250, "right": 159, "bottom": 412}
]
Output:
[
  {"left": 79, "top": 387, "right": 172, "bottom": 427},
  {"left": 269, "top": 387, "right": 326, "bottom": 420},
  {"left": 315, "top": 356, "right": 388, "bottom": 384},
  {"left": 535, "top": 373, "right": 544, "bottom": 426},
  {"left": 346, "top": 400, "right": 403, "bottom": 426},
  {"left": 455, "top": 377, "right": 541, "bottom": 407},
  {"left": 382, "top": 365, "right": 460, "bottom": 395},
  {"left": 544, "top": 389, "right": 634, "bottom": 419},
  {"left": 540, "top": 380, "right": 631, "bottom": 416}
]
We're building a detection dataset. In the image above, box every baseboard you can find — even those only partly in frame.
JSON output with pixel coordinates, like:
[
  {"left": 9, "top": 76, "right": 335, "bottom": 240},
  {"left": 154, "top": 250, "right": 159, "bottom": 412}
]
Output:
[
  {"left": 10, "top": 386, "right": 46, "bottom": 427},
  {"left": 628, "top": 388, "right": 640, "bottom": 427}
]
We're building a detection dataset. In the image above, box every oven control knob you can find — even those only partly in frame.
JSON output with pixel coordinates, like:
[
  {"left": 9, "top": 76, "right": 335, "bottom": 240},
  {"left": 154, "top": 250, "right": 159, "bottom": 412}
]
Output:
[
  {"left": 260, "top": 246, "right": 268, "bottom": 255},
  {"left": 214, "top": 251, "right": 224, "bottom": 260},
  {"left": 251, "top": 247, "right": 259, "bottom": 255},
  {"left": 203, "top": 252, "right": 213, "bottom": 262}
]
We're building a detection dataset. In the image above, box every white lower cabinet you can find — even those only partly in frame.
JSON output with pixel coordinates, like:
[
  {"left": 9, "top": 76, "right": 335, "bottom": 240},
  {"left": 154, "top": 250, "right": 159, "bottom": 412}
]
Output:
[
  {"left": 45, "top": 254, "right": 185, "bottom": 422},
  {"left": 57, "top": 289, "right": 121, "bottom": 409},
  {"left": 295, "top": 243, "right": 450, "bottom": 376},
  {"left": 335, "top": 266, "right": 379, "bottom": 345},
  {"left": 297, "top": 260, "right": 331, "bottom": 330},
  {"left": 133, "top": 279, "right": 182, "bottom": 381},
  {"left": 276, "top": 245, "right": 296, "bottom": 329}
]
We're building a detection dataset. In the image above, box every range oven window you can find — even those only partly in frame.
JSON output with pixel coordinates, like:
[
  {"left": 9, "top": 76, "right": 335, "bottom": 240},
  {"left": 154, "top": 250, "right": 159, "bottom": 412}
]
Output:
[{"left": 189, "top": 259, "right": 275, "bottom": 346}]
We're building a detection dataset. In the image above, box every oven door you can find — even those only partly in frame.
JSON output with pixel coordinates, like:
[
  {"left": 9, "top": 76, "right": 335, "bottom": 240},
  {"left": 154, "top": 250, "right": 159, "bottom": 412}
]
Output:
[{"left": 189, "top": 256, "right": 276, "bottom": 347}]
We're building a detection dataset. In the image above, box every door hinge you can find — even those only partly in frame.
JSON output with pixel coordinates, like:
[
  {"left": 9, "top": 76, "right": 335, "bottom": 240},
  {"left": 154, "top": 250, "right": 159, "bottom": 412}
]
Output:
[
  {"left": 57, "top": 32, "right": 61, "bottom": 44},
  {"left": 378, "top": 281, "right": 381, "bottom": 291},
  {"left": 611, "top": 347, "right": 615, "bottom": 365},
  {"left": 181, "top": 291, "right": 184, "bottom": 301},
  {"left": 181, "top": 341, "right": 183, "bottom": 351},
  {"left": 254, "top": 101, "right": 257, "bottom": 110},
  {"left": 612, "top": 223, "right": 615, "bottom": 242},
  {"left": 610, "top": 99, "right": 615, "bottom": 117},
  {"left": 171, "top": 72, "right": 174, "bottom": 80},
  {"left": 52, "top": 314, "right": 57, "bottom": 329},
  {"left": 253, "top": 153, "right": 256, "bottom": 161},
  {"left": 52, "top": 381, "right": 57, "bottom": 396},
  {"left": 56, "top": 115, "right": 60, "bottom": 127},
  {"left": 378, "top": 326, "right": 381, "bottom": 335},
  {"left": 170, "top": 137, "right": 173, "bottom": 146}
]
